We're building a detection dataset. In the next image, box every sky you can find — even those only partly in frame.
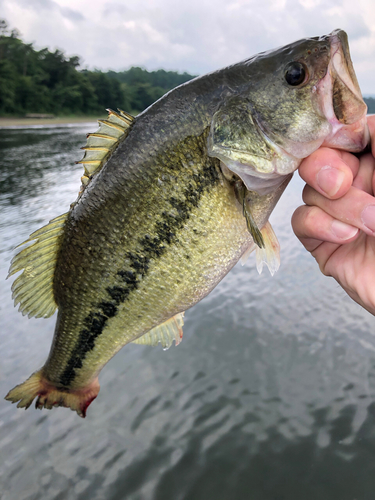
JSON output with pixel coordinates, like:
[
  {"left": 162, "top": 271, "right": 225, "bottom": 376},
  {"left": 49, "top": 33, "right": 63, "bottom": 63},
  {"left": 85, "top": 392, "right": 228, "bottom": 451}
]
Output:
[{"left": 1, "top": 0, "right": 374, "bottom": 94}]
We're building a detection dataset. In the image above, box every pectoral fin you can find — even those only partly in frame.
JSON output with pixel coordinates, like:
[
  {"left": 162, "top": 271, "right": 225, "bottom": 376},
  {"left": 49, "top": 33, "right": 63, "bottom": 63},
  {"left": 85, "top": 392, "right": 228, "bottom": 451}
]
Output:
[
  {"left": 255, "top": 221, "right": 280, "bottom": 276},
  {"left": 132, "top": 312, "right": 184, "bottom": 350}
]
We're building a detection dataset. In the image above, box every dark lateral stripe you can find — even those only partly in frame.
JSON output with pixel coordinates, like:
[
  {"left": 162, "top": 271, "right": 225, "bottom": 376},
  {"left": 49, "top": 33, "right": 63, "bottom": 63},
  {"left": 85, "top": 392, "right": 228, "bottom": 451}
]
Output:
[{"left": 59, "top": 159, "right": 220, "bottom": 386}]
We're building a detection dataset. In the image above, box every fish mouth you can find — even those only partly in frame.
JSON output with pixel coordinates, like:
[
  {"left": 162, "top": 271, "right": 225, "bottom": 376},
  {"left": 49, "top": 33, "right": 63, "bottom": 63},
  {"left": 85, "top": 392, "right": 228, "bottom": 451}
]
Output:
[{"left": 319, "top": 29, "right": 369, "bottom": 151}]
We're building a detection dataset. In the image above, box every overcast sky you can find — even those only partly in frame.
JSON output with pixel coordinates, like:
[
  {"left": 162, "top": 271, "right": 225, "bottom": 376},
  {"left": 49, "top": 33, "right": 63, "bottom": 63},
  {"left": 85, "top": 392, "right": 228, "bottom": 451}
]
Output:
[{"left": 1, "top": 0, "right": 374, "bottom": 94}]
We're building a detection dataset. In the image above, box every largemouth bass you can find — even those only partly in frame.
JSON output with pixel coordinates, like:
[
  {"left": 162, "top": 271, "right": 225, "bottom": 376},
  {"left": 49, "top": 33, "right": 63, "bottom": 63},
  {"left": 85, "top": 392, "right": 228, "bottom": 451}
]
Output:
[{"left": 6, "top": 30, "right": 369, "bottom": 417}]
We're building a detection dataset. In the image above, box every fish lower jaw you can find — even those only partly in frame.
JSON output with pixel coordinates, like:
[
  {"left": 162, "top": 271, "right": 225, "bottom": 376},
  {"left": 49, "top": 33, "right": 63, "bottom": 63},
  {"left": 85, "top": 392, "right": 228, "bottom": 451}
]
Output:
[
  {"left": 5, "top": 370, "right": 100, "bottom": 418},
  {"left": 318, "top": 78, "right": 368, "bottom": 152},
  {"left": 319, "top": 68, "right": 369, "bottom": 151},
  {"left": 321, "top": 115, "right": 370, "bottom": 152}
]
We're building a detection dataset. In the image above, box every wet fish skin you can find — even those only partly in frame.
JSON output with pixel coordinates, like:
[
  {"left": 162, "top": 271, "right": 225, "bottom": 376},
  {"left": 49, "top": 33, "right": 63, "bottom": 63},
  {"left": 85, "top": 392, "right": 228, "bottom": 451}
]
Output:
[
  {"left": 49, "top": 128, "right": 277, "bottom": 390},
  {"left": 5, "top": 30, "right": 369, "bottom": 416}
]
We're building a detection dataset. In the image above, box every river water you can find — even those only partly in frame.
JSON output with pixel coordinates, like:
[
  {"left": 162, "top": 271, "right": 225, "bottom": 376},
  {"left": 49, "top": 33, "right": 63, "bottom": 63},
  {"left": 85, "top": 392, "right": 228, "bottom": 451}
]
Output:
[{"left": 1, "top": 124, "right": 375, "bottom": 500}]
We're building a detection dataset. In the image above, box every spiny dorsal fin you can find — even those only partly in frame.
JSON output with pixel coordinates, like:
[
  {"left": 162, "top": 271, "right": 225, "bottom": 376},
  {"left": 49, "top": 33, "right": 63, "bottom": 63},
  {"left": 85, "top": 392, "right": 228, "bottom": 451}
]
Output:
[
  {"left": 7, "top": 213, "right": 68, "bottom": 318},
  {"left": 76, "top": 108, "right": 134, "bottom": 191},
  {"left": 132, "top": 312, "right": 184, "bottom": 350},
  {"left": 255, "top": 221, "right": 280, "bottom": 276}
]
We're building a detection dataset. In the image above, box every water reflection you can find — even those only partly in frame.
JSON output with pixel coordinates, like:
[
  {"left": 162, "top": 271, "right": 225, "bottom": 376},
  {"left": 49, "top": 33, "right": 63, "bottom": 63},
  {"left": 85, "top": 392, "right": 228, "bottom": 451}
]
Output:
[
  {"left": 1, "top": 124, "right": 375, "bottom": 500},
  {"left": 0, "top": 125, "right": 94, "bottom": 205}
]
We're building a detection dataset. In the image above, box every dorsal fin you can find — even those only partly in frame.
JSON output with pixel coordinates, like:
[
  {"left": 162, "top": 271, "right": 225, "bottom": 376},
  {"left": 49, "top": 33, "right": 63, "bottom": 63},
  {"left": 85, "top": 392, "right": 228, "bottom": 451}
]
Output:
[
  {"left": 7, "top": 109, "right": 135, "bottom": 318},
  {"left": 132, "top": 312, "right": 184, "bottom": 350},
  {"left": 7, "top": 213, "right": 68, "bottom": 318},
  {"left": 76, "top": 108, "right": 135, "bottom": 194}
]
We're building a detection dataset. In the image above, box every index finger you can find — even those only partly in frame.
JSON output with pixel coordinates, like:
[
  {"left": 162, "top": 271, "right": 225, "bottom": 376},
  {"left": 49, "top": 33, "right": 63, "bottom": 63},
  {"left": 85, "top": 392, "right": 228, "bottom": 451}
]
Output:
[{"left": 298, "top": 147, "right": 357, "bottom": 200}]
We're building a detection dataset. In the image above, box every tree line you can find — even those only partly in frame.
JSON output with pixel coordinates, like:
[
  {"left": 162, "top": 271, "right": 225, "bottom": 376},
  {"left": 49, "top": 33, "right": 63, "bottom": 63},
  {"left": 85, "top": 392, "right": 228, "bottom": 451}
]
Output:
[
  {"left": 0, "top": 20, "right": 195, "bottom": 116},
  {"left": 0, "top": 19, "right": 374, "bottom": 117}
]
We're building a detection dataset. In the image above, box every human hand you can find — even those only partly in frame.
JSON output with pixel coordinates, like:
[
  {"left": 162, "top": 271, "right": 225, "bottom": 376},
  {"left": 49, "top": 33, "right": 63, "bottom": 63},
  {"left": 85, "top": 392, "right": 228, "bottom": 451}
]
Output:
[{"left": 292, "top": 115, "right": 375, "bottom": 315}]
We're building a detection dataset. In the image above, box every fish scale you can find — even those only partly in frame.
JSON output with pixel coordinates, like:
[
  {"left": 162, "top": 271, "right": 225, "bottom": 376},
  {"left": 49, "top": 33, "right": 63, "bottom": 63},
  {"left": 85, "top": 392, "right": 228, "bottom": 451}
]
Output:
[
  {"left": 50, "top": 131, "right": 250, "bottom": 389},
  {"left": 5, "top": 30, "right": 369, "bottom": 416}
]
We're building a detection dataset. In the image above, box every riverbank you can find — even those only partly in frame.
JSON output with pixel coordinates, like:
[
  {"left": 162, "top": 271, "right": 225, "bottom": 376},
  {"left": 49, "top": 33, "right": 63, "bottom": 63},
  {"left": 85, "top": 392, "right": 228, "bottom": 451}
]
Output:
[{"left": 0, "top": 116, "right": 103, "bottom": 127}]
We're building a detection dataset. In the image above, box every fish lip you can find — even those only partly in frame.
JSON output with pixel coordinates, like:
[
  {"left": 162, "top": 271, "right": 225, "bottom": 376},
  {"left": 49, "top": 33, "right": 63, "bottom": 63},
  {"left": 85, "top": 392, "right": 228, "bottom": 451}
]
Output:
[
  {"left": 330, "top": 29, "right": 364, "bottom": 107},
  {"left": 317, "top": 29, "right": 369, "bottom": 151}
]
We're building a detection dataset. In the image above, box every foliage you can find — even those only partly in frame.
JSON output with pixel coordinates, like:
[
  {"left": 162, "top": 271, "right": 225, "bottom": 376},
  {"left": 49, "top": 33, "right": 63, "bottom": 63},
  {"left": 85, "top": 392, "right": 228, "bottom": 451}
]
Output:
[
  {"left": 2, "top": 19, "right": 373, "bottom": 118},
  {"left": 0, "top": 19, "right": 195, "bottom": 116}
]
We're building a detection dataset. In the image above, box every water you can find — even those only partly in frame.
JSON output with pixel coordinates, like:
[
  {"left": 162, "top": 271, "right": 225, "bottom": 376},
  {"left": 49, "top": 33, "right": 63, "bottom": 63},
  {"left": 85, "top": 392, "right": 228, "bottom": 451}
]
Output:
[{"left": 1, "top": 124, "right": 375, "bottom": 500}]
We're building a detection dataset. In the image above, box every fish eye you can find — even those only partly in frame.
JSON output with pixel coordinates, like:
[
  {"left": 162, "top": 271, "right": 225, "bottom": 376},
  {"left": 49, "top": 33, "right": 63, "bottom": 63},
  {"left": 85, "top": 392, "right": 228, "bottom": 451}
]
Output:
[{"left": 284, "top": 62, "right": 308, "bottom": 86}]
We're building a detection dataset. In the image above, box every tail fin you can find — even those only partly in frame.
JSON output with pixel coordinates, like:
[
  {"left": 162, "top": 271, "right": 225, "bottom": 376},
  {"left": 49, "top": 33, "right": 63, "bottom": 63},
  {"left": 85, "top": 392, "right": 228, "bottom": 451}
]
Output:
[{"left": 5, "top": 370, "right": 100, "bottom": 418}]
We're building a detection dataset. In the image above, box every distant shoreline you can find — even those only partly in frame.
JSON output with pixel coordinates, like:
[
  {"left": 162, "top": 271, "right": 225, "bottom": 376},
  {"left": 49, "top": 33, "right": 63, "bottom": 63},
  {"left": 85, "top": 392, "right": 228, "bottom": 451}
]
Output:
[{"left": 0, "top": 116, "right": 103, "bottom": 127}]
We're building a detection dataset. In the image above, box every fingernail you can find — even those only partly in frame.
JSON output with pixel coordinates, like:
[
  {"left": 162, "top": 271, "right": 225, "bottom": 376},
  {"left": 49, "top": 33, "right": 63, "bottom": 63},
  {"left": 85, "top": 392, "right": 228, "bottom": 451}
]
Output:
[
  {"left": 361, "top": 205, "right": 375, "bottom": 233},
  {"left": 331, "top": 220, "right": 358, "bottom": 240},
  {"left": 316, "top": 166, "right": 345, "bottom": 197}
]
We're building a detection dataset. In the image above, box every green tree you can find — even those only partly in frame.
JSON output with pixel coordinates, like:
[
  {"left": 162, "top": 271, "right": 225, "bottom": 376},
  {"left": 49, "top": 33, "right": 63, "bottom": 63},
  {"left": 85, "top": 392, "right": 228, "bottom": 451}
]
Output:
[
  {"left": 0, "top": 19, "right": 196, "bottom": 117},
  {"left": 0, "top": 59, "right": 17, "bottom": 112}
]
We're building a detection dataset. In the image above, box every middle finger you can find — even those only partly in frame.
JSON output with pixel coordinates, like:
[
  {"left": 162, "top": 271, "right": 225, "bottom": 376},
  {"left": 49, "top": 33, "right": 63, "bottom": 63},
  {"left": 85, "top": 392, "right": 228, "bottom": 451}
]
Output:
[
  {"left": 303, "top": 185, "right": 375, "bottom": 236},
  {"left": 352, "top": 153, "right": 375, "bottom": 194}
]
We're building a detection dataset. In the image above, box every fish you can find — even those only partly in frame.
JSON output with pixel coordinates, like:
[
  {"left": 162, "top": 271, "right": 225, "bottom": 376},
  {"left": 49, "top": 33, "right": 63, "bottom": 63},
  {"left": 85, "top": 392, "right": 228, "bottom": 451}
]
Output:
[{"left": 5, "top": 29, "right": 369, "bottom": 417}]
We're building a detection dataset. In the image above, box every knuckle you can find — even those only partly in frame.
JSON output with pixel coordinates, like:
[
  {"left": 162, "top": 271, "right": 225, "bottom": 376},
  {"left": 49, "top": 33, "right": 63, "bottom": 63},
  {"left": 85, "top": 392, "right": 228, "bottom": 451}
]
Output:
[
  {"left": 291, "top": 205, "right": 305, "bottom": 225},
  {"left": 301, "top": 205, "right": 319, "bottom": 230},
  {"left": 311, "top": 250, "right": 331, "bottom": 277},
  {"left": 319, "top": 262, "right": 332, "bottom": 277}
]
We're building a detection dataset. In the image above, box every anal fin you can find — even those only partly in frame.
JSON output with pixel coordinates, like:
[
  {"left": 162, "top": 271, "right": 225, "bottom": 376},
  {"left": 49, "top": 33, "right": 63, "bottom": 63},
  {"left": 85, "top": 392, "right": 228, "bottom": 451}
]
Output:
[
  {"left": 132, "top": 312, "right": 184, "bottom": 350},
  {"left": 255, "top": 221, "right": 280, "bottom": 276}
]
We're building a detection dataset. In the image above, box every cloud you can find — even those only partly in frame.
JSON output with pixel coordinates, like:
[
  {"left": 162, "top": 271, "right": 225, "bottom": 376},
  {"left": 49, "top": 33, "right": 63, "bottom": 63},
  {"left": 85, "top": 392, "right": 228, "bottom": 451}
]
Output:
[
  {"left": 102, "top": 2, "right": 128, "bottom": 17},
  {"left": 0, "top": 0, "right": 374, "bottom": 93},
  {"left": 1, "top": 0, "right": 84, "bottom": 21},
  {"left": 60, "top": 6, "right": 85, "bottom": 22}
]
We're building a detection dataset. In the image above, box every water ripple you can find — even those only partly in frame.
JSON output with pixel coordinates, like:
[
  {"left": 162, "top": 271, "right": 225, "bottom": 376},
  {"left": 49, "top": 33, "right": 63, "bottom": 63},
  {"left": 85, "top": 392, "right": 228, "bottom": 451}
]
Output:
[{"left": 1, "top": 126, "right": 375, "bottom": 499}]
